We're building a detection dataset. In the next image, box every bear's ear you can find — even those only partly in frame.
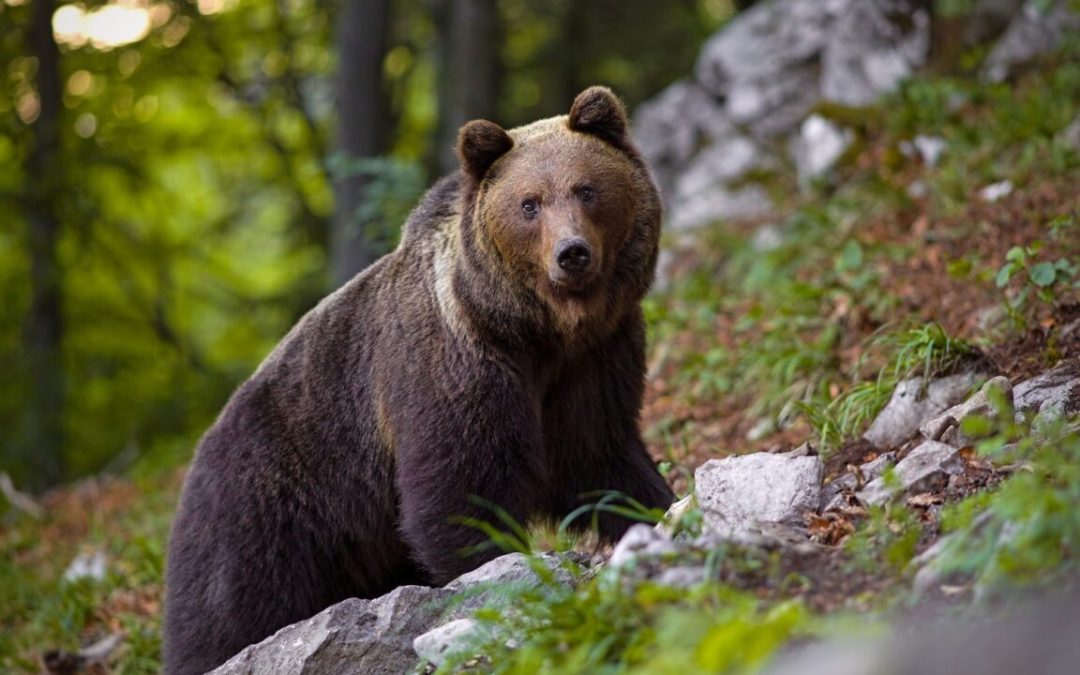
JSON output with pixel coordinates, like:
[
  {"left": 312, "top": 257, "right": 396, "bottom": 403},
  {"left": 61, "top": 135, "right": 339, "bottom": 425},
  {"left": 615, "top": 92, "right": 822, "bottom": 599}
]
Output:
[
  {"left": 568, "top": 86, "right": 629, "bottom": 149},
  {"left": 457, "top": 120, "right": 514, "bottom": 180}
]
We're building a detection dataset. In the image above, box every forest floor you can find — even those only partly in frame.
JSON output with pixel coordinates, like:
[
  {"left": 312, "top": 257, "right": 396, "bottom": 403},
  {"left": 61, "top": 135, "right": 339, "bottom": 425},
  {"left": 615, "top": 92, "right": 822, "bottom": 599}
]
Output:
[{"left": 2, "top": 56, "right": 1080, "bottom": 674}]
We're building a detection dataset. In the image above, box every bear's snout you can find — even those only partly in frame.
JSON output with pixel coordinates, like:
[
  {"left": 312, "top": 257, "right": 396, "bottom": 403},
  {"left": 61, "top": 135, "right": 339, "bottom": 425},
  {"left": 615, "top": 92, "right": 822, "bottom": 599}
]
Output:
[{"left": 556, "top": 238, "right": 593, "bottom": 274}]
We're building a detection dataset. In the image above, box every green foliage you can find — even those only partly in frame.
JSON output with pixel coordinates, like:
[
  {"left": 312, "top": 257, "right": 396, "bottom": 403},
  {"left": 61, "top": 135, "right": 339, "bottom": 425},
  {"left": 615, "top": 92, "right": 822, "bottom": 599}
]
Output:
[
  {"left": 327, "top": 153, "right": 427, "bottom": 254},
  {"left": 438, "top": 565, "right": 813, "bottom": 674},
  {"left": 800, "top": 322, "right": 977, "bottom": 452},
  {"left": 935, "top": 410, "right": 1080, "bottom": 593},
  {"left": 995, "top": 242, "right": 1078, "bottom": 329},
  {"left": 844, "top": 491, "right": 922, "bottom": 573}
]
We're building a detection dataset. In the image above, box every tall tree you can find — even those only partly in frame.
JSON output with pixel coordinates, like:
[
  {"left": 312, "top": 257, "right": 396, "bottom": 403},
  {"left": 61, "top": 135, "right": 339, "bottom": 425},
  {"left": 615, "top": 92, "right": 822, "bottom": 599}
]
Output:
[
  {"left": 432, "top": 0, "right": 500, "bottom": 176},
  {"left": 331, "top": 0, "right": 393, "bottom": 287},
  {"left": 19, "top": 0, "right": 66, "bottom": 489}
]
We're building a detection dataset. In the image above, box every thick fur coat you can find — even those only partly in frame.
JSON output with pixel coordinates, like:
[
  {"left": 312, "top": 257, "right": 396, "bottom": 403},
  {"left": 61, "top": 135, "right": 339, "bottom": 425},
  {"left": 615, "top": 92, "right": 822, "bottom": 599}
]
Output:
[{"left": 163, "top": 87, "right": 674, "bottom": 675}]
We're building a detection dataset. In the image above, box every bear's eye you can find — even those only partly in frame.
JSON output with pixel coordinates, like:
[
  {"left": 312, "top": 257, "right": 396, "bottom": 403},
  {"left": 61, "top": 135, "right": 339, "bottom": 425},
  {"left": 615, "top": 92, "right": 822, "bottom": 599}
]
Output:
[
  {"left": 521, "top": 198, "right": 540, "bottom": 219},
  {"left": 576, "top": 186, "right": 596, "bottom": 203}
]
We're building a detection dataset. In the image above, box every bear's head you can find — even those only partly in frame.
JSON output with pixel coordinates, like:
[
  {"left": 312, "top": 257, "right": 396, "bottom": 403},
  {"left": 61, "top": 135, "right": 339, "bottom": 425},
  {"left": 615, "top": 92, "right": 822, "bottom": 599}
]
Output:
[{"left": 454, "top": 87, "right": 661, "bottom": 349}]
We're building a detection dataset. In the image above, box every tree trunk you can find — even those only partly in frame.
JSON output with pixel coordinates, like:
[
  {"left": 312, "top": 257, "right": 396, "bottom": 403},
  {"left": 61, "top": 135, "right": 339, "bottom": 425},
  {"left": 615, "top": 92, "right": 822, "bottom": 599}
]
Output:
[
  {"left": 432, "top": 0, "right": 500, "bottom": 177},
  {"left": 21, "top": 0, "right": 66, "bottom": 489},
  {"left": 331, "top": 0, "right": 392, "bottom": 288}
]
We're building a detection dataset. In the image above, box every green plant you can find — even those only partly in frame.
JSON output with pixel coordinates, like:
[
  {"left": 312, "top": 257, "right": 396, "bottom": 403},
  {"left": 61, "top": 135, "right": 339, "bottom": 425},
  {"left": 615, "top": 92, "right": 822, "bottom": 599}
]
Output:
[
  {"left": 800, "top": 323, "right": 977, "bottom": 451},
  {"left": 996, "top": 243, "right": 1078, "bottom": 328},
  {"left": 845, "top": 481, "right": 922, "bottom": 574},
  {"left": 438, "top": 569, "right": 814, "bottom": 674},
  {"left": 934, "top": 409, "right": 1080, "bottom": 595}
]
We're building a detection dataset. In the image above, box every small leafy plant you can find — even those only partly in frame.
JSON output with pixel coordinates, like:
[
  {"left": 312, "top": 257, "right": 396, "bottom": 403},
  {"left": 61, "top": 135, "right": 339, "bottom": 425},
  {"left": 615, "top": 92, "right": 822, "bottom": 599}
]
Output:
[{"left": 995, "top": 243, "right": 1078, "bottom": 328}]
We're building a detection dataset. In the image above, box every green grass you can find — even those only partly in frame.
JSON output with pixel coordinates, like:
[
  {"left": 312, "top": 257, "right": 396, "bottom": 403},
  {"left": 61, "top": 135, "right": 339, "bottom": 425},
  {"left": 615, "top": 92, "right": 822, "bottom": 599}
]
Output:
[{"left": 800, "top": 322, "right": 979, "bottom": 452}]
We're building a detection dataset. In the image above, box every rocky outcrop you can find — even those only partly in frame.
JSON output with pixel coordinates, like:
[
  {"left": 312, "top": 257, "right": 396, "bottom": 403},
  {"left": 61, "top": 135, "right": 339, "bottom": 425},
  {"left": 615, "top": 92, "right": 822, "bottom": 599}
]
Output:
[
  {"left": 633, "top": 0, "right": 932, "bottom": 231},
  {"left": 208, "top": 552, "right": 582, "bottom": 675},
  {"left": 982, "top": 0, "right": 1080, "bottom": 82},
  {"left": 863, "top": 372, "right": 987, "bottom": 450},
  {"left": 209, "top": 586, "right": 453, "bottom": 675},
  {"left": 632, "top": 0, "right": 1075, "bottom": 232}
]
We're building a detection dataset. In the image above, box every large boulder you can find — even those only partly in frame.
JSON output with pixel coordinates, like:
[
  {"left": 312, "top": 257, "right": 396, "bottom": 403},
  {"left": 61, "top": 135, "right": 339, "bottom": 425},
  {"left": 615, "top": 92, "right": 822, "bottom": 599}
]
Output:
[
  {"left": 982, "top": 0, "right": 1080, "bottom": 82},
  {"left": 209, "top": 586, "right": 454, "bottom": 675},
  {"left": 695, "top": 452, "right": 824, "bottom": 537},
  {"left": 695, "top": 0, "right": 850, "bottom": 137},
  {"left": 208, "top": 552, "right": 581, "bottom": 675},
  {"left": 820, "top": 0, "right": 931, "bottom": 107},
  {"left": 633, "top": 0, "right": 940, "bottom": 231}
]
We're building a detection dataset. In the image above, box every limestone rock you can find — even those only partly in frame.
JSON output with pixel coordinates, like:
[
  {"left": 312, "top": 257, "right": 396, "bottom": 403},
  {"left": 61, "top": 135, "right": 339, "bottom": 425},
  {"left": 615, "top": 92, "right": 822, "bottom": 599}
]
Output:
[
  {"left": 695, "top": 453, "right": 824, "bottom": 537},
  {"left": 920, "top": 375, "right": 1014, "bottom": 447},
  {"left": 820, "top": 452, "right": 895, "bottom": 512},
  {"left": 209, "top": 586, "right": 454, "bottom": 675},
  {"left": 983, "top": 0, "right": 1080, "bottom": 83},
  {"left": 863, "top": 373, "right": 985, "bottom": 449},
  {"left": 1013, "top": 358, "right": 1080, "bottom": 420},
  {"left": 609, "top": 523, "right": 677, "bottom": 567},
  {"left": 979, "top": 180, "right": 1014, "bottom": 201},
  {"left": 632, "top": 81, "right": 735, "bottom": 195},
  {"left": 413, "top": 618, "right": 481, "bottom": 668},
  {"left": 667, "top": 136, "right": 776, "bottom": 230},
  {"left": 857, "top": 441, "right": 964, "bottom": 506},
  {"left": 210, "top": 552, "right": 582, "bottom": 675},
  {"left": 791, "top": 114, "right": 854, "bottom": 181},
  {"left": 446, "top": 551, "right": 577, "bottom": 592},
  {"left": 821, "top": 0, "right": 931, "bottom": 107},
  {"left": 695, "top": 0, "right": 851, "bottom": 136}
]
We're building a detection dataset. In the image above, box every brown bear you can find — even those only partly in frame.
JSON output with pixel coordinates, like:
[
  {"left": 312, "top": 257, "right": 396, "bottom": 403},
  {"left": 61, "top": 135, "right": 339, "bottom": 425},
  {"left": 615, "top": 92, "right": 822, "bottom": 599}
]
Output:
[{"left": 163, "top": 86, "right": 673, "bottom": 675}]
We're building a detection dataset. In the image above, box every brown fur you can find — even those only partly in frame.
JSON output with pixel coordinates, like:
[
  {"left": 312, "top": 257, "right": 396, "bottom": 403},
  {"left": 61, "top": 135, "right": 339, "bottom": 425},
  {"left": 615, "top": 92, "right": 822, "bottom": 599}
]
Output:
[{"left": 163, "top": 87, "right": 672, "bottom": 675}]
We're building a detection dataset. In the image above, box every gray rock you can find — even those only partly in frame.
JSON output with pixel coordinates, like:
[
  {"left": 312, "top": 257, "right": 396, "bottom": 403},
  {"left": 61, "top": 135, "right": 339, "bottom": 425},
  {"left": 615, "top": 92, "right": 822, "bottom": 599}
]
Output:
[
  {"left": 857, "top": 440, "right": 964, "bottom": 506},
  {"left": 695, "top": 0, "right": 851, "bottom": 136},
  {"left": 210, "top": 552, "right": 582, "bottom": 675},
  {"left": 695, "top": 453, "right": 824, "bottom": 537},
  {"left": 1013, "top": 358, "right": 1080, "bottom": 419},
  {"left": 979, "top": 179, "right": 1014, "bottom": 201},
  {"left": 900, "top": 134, "right": 948, "bottom": 168},
  {"left": 653, "top": 565, "right": 706, "bottom": 588},
  {"left": 821, "top": 0, "right": 931, "bottom": 107},
  {"left": 791, "top": 114, "right": 854, "bottom": 181},
  {"left": 62, "top": 550, "right": 107, "bottom": 583},
  {"left": 666, "top": 134, "right": 777, "bottom": 230},
  {"left": 920, "top": 375, "right": 1013, "bottom": 446},
  {"left": 610, "top": 523, "right": 677, "bottom": 567},
  {"left": 446, "top": 551, "right": 576, "bottom": 591},
  {"left": 983, "top": 0, "right": 1080, "bottom": 83},
  {"left": 413, "top": 618, "right": 481, "bottom": 667},
  {"left": 863, "top": 372, "right": 985, "bottom": 449},
  {"left": 820, "top": 452, "right": 895, "bottom": 511},
  {"left": 668, "top": 182, "right": 775, "bottom": 231},
  {"left": 209, "top": 586, "right": 455, "bottom": 675},
  {"left": 632, "top": 81, "right": 735, "bottom": 196},
  {"left": 751, "top": 223, "right": 785, "bottom": 252}
]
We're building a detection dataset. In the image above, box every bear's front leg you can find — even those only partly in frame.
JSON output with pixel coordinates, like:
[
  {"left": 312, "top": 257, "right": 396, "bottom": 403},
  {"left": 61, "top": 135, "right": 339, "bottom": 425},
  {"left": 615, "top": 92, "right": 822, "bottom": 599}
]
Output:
[
  {"left": 544, "top": 313, "right": 675, "bottom": 542},
  {"left": 390, "top": 353, "right": 550, "bottom": 584}
]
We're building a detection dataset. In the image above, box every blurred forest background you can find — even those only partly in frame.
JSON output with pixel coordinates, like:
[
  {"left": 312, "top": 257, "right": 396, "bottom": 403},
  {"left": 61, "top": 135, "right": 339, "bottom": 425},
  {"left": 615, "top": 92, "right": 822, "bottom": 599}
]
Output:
[{"left": 0, "top": 0, "right": 734, "bottom": 491}]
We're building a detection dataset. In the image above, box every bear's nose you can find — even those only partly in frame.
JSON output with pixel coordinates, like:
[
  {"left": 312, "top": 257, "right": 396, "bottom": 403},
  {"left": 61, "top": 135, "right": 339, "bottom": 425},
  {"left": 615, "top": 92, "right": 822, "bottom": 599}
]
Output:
[{"left": 556, "top": 238, "right": 593, "bottom": 274}]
